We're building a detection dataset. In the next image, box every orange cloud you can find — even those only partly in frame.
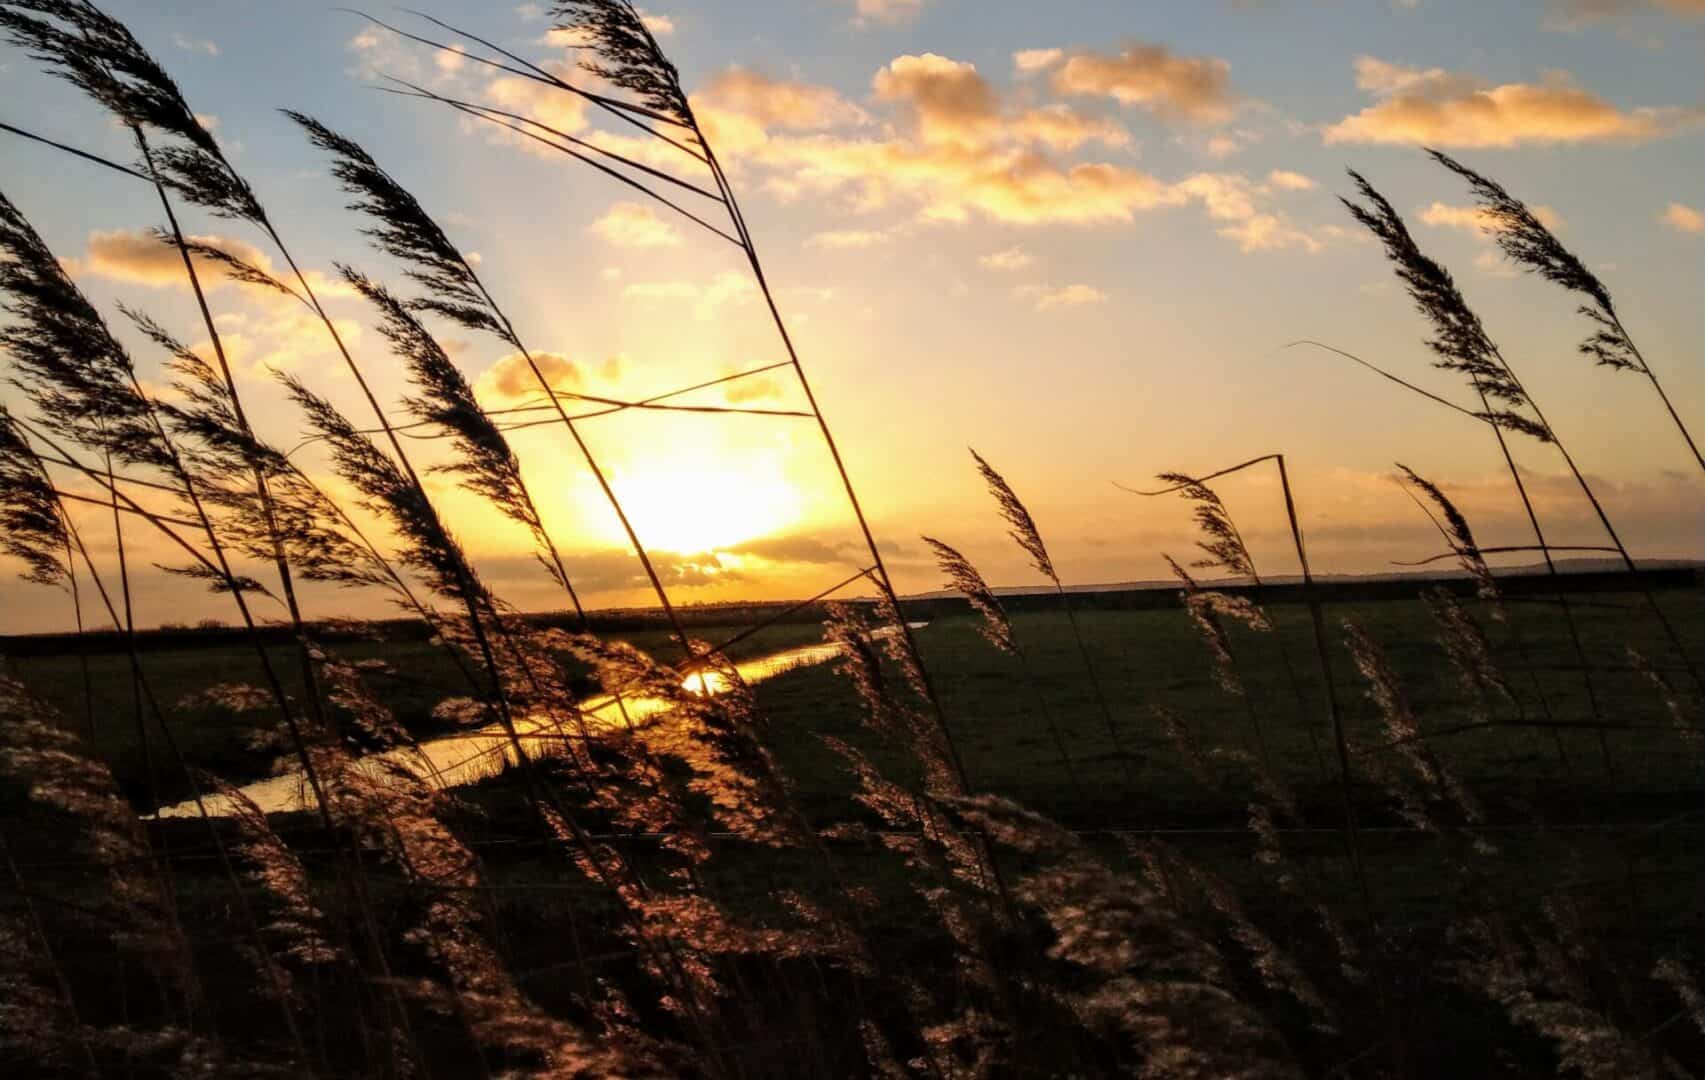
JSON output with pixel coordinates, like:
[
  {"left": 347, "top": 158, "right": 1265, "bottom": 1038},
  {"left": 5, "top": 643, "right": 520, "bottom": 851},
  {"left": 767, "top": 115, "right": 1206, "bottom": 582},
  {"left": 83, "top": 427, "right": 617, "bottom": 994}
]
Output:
[
  {"left": 1013, "top": 48, "right": 1064, "bottom": 75},
  {"left": 692, "top": 67, "right": 867, "bottom": 156},
  {"left": 1420, "top": 201, "right": 1563, "bottom": 233},
  {"left": 82, "top": 228, "right": 266, "bottom": 289},
  {"left": 474, "top": 351, "right": 584, "bottom": 406},
  {"left": 1266, "top": 169, "right": 1317, "bottom": 191},
  {"left": 1661, "top": 202, "right": 1705, "bottom": 233},
  {"left": 873, "top": 53, "right": 1127, "bottom": 151},
  {"left": 76, "top": 228, "right": 354, "bottom": 303},
  {"left": 1050, "top": 41, "right": 1239, "bottom": 126},
  {"left": 479, "top": 58, "right": 592, "bottom": 154},
  {"left": 680, "top": 53, "right": 1319, "bottom": 240},
  {"left": 589, "top": 202, "right": 682, "bottom": 248},
  {"left": 699, "top": 67, "right": 866, "bottom": 131},
  {"left": 1325, "top": 57, "right": 1701, "bottom": 146},
  {"left": 453, "top": 51, "right": 1311, "bottom": 249}
]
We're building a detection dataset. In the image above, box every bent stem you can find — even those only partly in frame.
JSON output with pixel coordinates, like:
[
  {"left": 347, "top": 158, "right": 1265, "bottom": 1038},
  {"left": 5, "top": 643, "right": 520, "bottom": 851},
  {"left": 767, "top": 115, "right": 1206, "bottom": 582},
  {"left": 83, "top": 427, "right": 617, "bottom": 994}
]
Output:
[
  {"left": 1124, "top": 456, "right": 1382, "bottom": 934},
  {"left": 1292, "top": 339, "right": 1620, "bottom": 773}
]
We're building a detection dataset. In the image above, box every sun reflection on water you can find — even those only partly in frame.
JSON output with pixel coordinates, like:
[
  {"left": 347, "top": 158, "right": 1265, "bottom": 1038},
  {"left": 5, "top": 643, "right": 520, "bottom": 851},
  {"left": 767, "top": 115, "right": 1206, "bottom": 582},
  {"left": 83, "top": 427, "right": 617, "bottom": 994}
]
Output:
[{"left": 681, "top": 669, "right": 729, "bottom": 696}]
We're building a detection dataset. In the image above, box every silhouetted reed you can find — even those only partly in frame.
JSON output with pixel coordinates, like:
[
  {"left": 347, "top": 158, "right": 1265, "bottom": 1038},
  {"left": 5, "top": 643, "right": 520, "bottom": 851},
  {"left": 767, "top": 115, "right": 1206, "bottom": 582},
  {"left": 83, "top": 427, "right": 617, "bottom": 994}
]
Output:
[
  {"left": 364, "top": 0, "right": 949, "bottom": 743},
  {"left": 1343, "top": 166, "right": 1700, "bottom": 709},
  {"left": 1428, "top": 149, "right": 1703, "bottom": 475},
  {"left": 950, "top": 794, "right": 1302, "bottom": 1078},
  {"left": 290, "top": 111, "right": 690, "bottom": 657},
  {"left": 971, "top": 448, "right": 1133, "bottom": 785},
  {"left": 924, "top": 536, "right": 1079, "bottom": 784}
]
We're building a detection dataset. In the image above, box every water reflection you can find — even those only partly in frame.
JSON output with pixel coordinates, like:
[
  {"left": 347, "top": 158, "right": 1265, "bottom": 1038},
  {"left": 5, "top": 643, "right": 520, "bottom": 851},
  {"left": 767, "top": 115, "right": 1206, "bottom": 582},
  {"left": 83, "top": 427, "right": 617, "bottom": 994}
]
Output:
[{"left": 157, "top": 625, "right": 924, "bottom": 819}]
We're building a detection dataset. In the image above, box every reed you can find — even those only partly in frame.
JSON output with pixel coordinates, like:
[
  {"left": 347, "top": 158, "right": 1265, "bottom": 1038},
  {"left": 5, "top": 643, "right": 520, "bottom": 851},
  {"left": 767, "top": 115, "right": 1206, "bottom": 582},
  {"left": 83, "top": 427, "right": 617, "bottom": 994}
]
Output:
[
  {"left": 923, "top": 536, "right": 1079, "bottom": 786},
  {"left": 1428, "top": 149, "right": 1704, "bottom": 476},
  {"left": 970, "top": 448, "right": 1134, "bottom": 785}
]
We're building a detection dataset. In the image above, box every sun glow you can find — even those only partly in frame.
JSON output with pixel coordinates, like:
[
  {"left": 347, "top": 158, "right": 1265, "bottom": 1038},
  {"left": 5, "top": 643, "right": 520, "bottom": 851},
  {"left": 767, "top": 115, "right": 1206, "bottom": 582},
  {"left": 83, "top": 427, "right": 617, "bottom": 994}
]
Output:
[{"left": 603, "top": 455, "right": 805, "bottom": 555}]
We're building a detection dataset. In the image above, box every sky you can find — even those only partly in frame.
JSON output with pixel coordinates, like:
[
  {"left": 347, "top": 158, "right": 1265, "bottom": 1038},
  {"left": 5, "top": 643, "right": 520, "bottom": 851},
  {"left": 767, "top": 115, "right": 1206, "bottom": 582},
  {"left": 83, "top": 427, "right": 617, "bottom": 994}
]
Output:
[{"left": 1, "top": 0, "right": 1703, "bottom": 632}]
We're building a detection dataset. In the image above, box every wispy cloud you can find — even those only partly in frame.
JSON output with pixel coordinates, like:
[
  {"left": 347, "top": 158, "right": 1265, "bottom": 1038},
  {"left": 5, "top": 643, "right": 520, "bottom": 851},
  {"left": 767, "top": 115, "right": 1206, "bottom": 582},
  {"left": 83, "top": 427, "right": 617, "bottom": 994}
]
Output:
[
  {"left": 979, "top": 246, "right": 1033, "bottom": 270},
  {"left": 808, "top": 229, "right": 892, "bottom": 248},
  {"left": 1016, "top": 283, "right": 1107, "bottom": 311},
  {"left": 171, "top": 33, "right": 219, "bottom": 56}
]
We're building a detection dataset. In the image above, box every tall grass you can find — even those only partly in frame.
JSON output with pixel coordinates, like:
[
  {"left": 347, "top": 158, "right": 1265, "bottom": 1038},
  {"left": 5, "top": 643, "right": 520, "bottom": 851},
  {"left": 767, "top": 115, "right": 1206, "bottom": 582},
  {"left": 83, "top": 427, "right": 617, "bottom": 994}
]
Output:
[{"left": 0, "top": 2, "right": 1702, "bottom": 1077}]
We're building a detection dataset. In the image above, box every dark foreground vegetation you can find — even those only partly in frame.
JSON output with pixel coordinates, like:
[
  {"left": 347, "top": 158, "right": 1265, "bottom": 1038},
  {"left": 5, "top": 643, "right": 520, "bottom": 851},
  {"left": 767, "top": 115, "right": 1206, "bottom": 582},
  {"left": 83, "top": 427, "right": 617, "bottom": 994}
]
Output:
[
  {"left": 3, "top": 1, "right": 1705, "bottom": 1077},
  {"left": 7, "top": 587, "right": 1705, "bottom": 1078}
]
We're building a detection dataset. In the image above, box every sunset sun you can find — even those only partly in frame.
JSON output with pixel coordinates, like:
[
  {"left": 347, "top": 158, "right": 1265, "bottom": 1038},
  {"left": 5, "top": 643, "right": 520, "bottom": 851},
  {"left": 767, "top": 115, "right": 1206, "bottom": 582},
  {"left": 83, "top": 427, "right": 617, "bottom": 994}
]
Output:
[{"left": 601, "top": 455, "right": 806, "bottom": 556}]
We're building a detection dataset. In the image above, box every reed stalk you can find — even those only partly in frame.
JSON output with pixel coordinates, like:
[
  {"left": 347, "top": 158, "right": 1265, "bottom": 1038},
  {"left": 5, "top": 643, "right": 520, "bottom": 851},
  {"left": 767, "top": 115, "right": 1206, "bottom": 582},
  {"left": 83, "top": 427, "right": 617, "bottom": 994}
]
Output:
[{"left": 972, "top": 448, "right": 1133, "bottom": 786}]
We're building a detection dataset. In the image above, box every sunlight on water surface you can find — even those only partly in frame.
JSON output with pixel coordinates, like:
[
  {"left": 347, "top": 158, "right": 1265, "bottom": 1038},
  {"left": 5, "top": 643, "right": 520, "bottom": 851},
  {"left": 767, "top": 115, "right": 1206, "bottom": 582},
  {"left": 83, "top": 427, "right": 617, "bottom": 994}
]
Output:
[{"left": 156, "top": 625, "right": 924, "bottom": 819}]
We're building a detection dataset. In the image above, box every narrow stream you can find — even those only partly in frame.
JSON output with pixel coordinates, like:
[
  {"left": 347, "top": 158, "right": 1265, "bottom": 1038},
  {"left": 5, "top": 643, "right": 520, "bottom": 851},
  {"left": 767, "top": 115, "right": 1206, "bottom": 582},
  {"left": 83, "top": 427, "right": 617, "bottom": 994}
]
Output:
[{"left": 157, "top": 625, "right": 923, "bottom": 818}]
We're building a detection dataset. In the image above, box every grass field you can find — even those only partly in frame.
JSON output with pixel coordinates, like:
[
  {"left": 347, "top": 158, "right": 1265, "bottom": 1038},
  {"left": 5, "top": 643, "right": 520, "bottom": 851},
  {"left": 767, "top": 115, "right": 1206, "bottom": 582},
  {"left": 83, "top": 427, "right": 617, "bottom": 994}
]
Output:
[
  {"left": 8, "top": 585, "right": 1704, "bottom": 1076},
  {"left": 14, "top": 587, "right": 1702, "bottom": 822}
]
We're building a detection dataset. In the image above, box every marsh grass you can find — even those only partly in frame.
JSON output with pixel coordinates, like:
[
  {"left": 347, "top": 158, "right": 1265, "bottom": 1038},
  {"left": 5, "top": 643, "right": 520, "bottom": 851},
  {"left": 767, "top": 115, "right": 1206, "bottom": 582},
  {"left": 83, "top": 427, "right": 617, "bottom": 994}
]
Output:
[{"left": 0, "top": 2, "right": 1703, "bottom": 1077}]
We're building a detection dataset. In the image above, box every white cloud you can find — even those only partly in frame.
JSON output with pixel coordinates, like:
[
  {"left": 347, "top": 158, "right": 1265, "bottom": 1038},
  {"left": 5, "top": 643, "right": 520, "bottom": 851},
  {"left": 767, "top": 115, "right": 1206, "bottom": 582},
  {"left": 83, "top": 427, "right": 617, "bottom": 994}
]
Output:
[{"left": 172, "top": 34, "right": 219, "bottom": 57}]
